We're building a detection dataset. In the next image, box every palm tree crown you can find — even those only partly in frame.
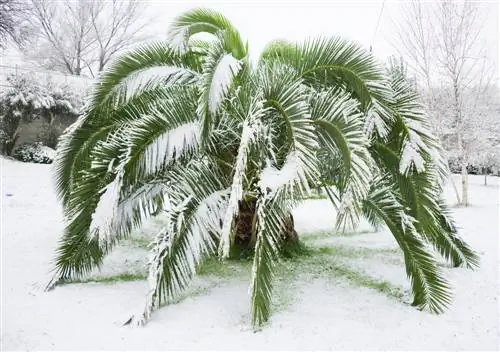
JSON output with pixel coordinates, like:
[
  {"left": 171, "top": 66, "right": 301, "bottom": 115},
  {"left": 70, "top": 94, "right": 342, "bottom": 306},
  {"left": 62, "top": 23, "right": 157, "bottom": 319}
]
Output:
[{"left": 48, "top": 8, "right": 478, "bottom": 328}]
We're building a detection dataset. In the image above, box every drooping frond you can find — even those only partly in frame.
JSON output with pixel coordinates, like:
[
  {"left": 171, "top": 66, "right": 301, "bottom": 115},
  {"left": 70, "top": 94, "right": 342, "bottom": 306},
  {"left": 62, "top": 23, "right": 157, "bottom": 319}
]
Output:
[
  {"left": 311, "top": 88, "right": 372, "bottom": 229},
  {"left": 369, "top": 68, "right": 480, "bottom": 269},
  {"left": 54, "top": 42, "right": 201, "bottom": 206},
  {"left": 251, "top": 149, "right": 310, "bottom": 328},
  {"left": 267, "top": 37, "right": 393, "bottom": 112},
  {"left": 167, "top": 8, "right": 247, "bottom": 58},
  {"left": 363, "top": 179, "right": 452, "bottom": 313},
  {"left": 136, "top": 161, "right": 229, "bottom": 325},
  {"left": 197, "top": 39, "right": 243, "bottom": 143},
  {"left": 259, "top": 63, "right": 319, "bottom": 185},
  {"left": 219, "top": 95, "right": 266, "bottom": 258}
]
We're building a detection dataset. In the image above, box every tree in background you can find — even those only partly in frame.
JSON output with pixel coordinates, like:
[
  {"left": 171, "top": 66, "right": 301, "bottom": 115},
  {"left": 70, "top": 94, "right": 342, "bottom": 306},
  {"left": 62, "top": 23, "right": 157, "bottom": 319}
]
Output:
[
  {"left": 25, "top": 0, "right": 148, "bottom": 77},
  {"left": 394, "top": 0, "right": 499, "bottom": 206},
  {"left": 46, "top": 8, "right": 478, "bottom": 329},
  {"left": 0, "top": 0, "right": 30, "bottom": 49}
]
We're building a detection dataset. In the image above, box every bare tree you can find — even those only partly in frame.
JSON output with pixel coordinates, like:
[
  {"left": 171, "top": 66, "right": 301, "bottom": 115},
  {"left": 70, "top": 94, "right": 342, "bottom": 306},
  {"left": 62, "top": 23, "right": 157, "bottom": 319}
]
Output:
[
  {"left": 25, "top": 0, "right": 148, "bottom": 77},
  {"left": 0, "top": 0, "right": 30, "bottom": 49},
  {"left": 89, "top": 0, "right": 148, "bottom": 73},
  {"left": 394, "top": 0, "right": 498, "bottom": 206}
]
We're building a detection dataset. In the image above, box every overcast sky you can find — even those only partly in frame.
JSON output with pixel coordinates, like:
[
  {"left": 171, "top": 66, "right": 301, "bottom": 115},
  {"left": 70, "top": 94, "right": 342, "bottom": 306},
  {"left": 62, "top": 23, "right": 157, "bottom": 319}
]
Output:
[
  {"left": 145, "top": 0, "right": 498, "bottom": 69},
  {"left": 1, "top": 0, "right": 498, "bottom": 79}
]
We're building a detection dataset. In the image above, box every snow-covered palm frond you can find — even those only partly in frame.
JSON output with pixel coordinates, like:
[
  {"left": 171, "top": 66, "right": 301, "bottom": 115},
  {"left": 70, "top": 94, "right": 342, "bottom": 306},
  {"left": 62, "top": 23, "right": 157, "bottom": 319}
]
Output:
[
  {"left": 389, "top": 70, "right": 448, "bottom": 185},
  {"left": 259, "top": 63, "right": 319, "bottom": 185},
  {"left": 167, "top": 8, "right": 235, "bottom": 53},
  {"left": 109, "top": 66, "right": 200, "bottom": 106},
  {"left": 311, "top": 88, "right": 372, "bottom": 229},
  {"left": 167, "top": 8, "right": 247, "bottom": 59},
  {"left": 53, "top": 43, "right": 201, "bottom": 207},
  {"left": 197, "top": 39, "right": 243, "bottom": 143},
  {"left": 250, "top": 154, "right": 307, "bottom": 328},
  {"left": 273, "top": 37, "right": 393, "bottom": 116},
  {"left": 362, "top": 179, "right": 452, "bottom": 313},
  {"left": 135, "top": 161, "right": 229, "bottom": 325},
  {"left": 219, "top": 95, "right": 266, "bottom": 258}
]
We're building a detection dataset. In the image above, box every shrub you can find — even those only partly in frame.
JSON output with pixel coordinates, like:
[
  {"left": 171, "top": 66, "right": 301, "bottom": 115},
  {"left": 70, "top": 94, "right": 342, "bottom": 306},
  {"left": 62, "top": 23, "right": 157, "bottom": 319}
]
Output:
[{"left": 12, "top": 142, "right": 55, "bottom": 164}]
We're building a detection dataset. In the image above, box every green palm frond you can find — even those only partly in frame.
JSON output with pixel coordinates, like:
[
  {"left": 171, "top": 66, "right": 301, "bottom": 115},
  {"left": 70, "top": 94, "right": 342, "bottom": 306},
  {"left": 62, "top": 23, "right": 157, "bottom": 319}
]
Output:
[
  {"left": 310, "top": 88, "right": 373, "bottom": 229},
  {"left": 259, "top": 63, "right": 319, "bottom": 183},
  {"left": 54, "top": 43, "right": 201, "bottom": 206},
  {"left": 251, "top": 148, "right": 312, "bottom": 328},
  {"left": 137, "top": 160, "right": 229, "bottom": 325},
  {"left": 363, "top": 180, "right": 452, "bottom": 313},
  {"left": 197, "top": 38, "right": 243, "bottom": 143},
  {"left": 219, "top": 93, "right": 267, "bottom": 258},
  {"left": 167, "top": 8, "right": 247, "bottom": 59}
]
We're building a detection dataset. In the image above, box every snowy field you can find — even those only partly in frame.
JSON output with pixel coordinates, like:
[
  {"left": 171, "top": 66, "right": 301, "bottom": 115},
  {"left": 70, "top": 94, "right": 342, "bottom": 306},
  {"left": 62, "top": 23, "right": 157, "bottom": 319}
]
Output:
[{"left": 1, "top": 157, "right": 499, "bottom": 350}]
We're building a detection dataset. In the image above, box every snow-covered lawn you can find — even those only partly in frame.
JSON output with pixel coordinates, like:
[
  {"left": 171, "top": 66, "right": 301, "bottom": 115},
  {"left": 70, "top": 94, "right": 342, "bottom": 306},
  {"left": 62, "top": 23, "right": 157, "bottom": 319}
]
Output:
[{"left": 1, "top": 157, "right": 499, "bottom": 350}]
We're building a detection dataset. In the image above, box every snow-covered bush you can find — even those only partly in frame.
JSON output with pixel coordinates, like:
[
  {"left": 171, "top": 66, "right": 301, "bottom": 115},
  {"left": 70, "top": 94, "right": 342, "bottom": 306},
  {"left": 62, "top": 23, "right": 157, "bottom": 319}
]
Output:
[
  {"left": 12, "top": 142, "right": 55, "bottom": 164},
  {"left": 0, "top": 72, "right": 88, "bottom": 155}
]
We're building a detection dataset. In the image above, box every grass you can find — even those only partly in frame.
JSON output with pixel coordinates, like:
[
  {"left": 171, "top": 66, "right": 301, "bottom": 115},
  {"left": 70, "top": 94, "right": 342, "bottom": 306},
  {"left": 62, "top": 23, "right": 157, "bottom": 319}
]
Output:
[
  {"left": 71, "top": 273, "right": 146, "bottom": 284},
  {"left": 64, "top": 230, "right": 406, "bottom": 309}
]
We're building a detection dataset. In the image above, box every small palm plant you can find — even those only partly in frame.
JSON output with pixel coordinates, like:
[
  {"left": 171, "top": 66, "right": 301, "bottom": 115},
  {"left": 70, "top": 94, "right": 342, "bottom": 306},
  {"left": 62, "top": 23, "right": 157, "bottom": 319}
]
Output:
[{"left": 47, "top": 9, "right": 478, "bottom": 328}]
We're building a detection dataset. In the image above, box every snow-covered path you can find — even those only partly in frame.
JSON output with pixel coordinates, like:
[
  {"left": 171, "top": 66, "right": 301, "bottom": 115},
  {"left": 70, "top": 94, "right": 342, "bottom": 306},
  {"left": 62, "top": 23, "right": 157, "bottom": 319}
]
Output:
[{"left": 1, "top": 158, "right": 499, "bottom": 350}]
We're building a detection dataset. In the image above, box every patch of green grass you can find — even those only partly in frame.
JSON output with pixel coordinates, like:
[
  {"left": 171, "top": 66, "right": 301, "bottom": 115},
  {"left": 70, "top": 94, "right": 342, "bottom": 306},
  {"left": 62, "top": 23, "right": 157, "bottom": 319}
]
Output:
[
  {"left": 319, "top": 263, "right": 404, "bottom": 300},
  {"left": 72, "top": 273, "right": 146, "bottom": 284},
  {"left": 197, "top": 256, "right": 251, "bottom": 278},
  {"left": 300, "top": 228, "right": 378, "bottom": 242},
  {"left": 276, "top": 243, "right": 405, "bottom": 303}
]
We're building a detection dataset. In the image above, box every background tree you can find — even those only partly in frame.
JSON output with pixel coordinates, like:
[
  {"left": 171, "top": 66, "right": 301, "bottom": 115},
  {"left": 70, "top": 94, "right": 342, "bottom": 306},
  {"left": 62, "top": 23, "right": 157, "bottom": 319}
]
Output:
[
  {"left": 0, "top": 0, "right": 30, "bottom": 49},
  {"left": 393, "top": 0, "right": 499, "bottom": 206},
  {"left": 25, "top": 0, "right": 148, "bottom": 77}
]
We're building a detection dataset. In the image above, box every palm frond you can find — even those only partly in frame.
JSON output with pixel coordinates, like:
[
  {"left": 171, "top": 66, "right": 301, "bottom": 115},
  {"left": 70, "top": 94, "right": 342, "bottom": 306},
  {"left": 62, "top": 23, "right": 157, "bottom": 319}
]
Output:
[
  {"left": 219, "top": 94, "right": 267, "bottom": 258},
  {"left": 250, "top": 149, "right": 310, "bottom": 328},
  {"left": 136, "top": 160, "right": 229, "bottom": 325},
  {"left": 311, "top": 88, "right": 372, "bottom": 229},
  {"left": 167, "top": 8, "right": 247, "bottom": 58},
  {"left": 259, "top": 63, "right": 319, "bottom": 184},
  {"left": 54, "top": 43, "right": 200, "bottom": 206},
  {"left": 197, "top": 38, "right": 243, "bottom": 144},
  {"left": 363, "top": 180, "right": 452, "bottom": 313}
]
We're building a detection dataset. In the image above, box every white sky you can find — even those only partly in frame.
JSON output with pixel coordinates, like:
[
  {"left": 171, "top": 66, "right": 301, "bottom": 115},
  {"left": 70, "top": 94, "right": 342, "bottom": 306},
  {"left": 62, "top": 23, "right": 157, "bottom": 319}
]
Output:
[
  {"left": 144, "top": 0, "right": 499, "bottom": 69},
  {"left": 1, "top": 0, "right": 498, "bottom": 79}
]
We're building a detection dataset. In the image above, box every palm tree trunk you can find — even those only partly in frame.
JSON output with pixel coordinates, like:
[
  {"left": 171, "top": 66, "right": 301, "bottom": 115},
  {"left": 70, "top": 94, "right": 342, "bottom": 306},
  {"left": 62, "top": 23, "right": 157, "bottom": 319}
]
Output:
[{"left": 234, "top": 198, "right": 298, "bottom": 253}]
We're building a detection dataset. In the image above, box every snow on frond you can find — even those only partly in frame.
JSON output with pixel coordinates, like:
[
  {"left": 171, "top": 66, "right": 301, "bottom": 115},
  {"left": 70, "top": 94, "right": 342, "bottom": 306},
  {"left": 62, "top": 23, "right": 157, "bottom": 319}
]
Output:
[
  {"left": 258, "top": 151, "right": 307, "bottom": 195},
  {"left": 191, "top": 188, "right": 229, "bottom": 236},
  {"left": 400, "top": 141, "right": 426, "bottom": 175},
  {"left": 338, "top": 190, "right": 353, "bottom": 216},
  {"left": 208, "top": 54, "right": 242, "bottom": 114},
  {"left": 168, "top": 27, "right": 189, "bottom": 53},
  {"left": 115, "top": 182, "right": 167, "bottom": 229},
  {"left": 138, "top": 121, "right": 201, "bottom": 177},
  {"left": 219, "top": 116, "right": 262, "bottom": 258},
  {"left": 113, "top": 66, "right": 199, "bottom": 103},
  {"left": 364, "top": 103, "right": 389, "bottom": 137},
  {"left": 137, "top": 186, "right": 227, "bottom": 325},
  {"left": 89, "top": 170, "right": 124, "bottom": 245}
]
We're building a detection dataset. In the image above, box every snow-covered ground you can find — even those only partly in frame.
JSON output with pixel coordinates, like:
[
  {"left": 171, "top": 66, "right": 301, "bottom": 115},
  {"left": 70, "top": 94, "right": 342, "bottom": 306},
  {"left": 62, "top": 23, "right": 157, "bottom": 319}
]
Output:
[{"left": 1, "top": 157, "right": 499, "bottom": 350}]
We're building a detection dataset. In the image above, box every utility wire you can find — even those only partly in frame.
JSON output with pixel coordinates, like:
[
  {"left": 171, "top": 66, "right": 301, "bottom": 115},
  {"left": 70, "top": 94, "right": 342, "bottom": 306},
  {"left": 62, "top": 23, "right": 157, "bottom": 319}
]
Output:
[{"left": 370, "top": 0, "right": 386, "bottom": 52}]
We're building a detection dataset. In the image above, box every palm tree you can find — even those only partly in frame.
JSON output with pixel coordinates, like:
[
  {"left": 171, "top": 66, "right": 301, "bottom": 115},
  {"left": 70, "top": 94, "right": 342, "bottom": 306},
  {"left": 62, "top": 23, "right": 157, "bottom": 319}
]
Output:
[{"left": 47, "top": 9, "right": 479, "bottom": 328}]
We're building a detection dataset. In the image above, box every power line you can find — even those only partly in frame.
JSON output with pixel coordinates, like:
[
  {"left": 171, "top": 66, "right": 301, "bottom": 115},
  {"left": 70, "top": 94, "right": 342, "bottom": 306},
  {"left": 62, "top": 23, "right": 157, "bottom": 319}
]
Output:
[{"left": 370, "top": 0, "right": 386, "bottom": 52}]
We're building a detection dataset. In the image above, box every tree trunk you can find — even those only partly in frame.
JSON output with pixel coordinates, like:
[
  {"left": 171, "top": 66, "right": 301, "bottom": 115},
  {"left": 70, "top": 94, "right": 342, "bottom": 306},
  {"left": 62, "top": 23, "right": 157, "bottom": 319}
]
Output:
[
  {"left": 460, "top": 162, "right": 469, "bottom": 207},
  {"left": 450, "top": 174, "right": 461, "bottom": 205},
  {"left": 233, "top": 198, "right": 298, "bottom": 254},
  {"left": 484, "top": 172, "right": 487, "bottom": 186}
]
